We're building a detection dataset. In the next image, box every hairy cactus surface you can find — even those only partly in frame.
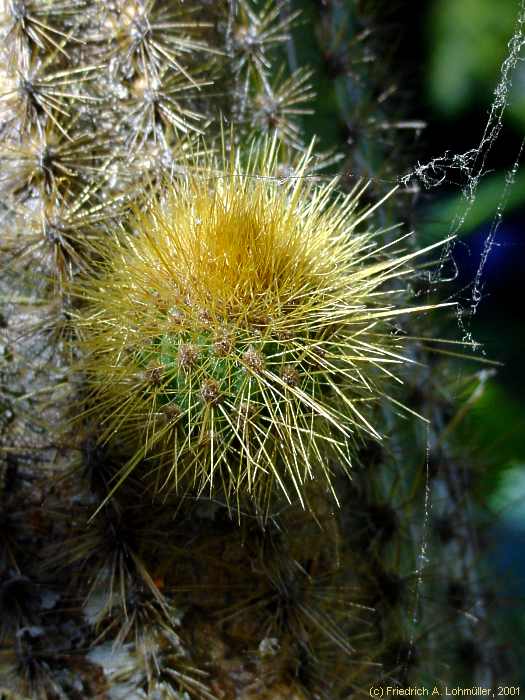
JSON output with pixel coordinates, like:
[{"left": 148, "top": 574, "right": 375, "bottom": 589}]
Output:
[
  {"left": 74, "top": 137, "right": 445, "bottom": 515},
  {"left": 0, "top": 1, "right": 514, "bottom": 698}
]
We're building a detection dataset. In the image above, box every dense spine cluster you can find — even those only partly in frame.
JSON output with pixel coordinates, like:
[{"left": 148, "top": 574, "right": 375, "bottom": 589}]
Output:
[{"left": 0, "top": 1, "right": 513, "bottom": 698}]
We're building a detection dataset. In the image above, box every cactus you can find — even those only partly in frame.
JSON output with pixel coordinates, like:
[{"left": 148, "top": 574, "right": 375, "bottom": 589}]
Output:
[
  {"left": 0, "top": 1, "right": 513, "bottom": 698},
  {"left": 73, "top": 136, "right": 447, "bottom": 516}
]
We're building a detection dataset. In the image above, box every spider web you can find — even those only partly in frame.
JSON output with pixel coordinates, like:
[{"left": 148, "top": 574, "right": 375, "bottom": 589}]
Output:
[
  {"left": 400, "top": 0, "right": 525, "bottom": 346},
  {"left": 396, "top": 1, "right": 525, "bottom": 677}
]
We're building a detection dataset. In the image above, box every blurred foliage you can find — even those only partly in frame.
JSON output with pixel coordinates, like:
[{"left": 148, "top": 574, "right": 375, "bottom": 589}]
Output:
[
  {"left": 421, "top": 0, "right": 525, "bottom": 240},
  {"left": 458, "top": 381, "right": 525, "bottom": 494},
  {"left": 421, "top": 0, "right": 525, "bottom": 598},
  {"left": 427, "top": 0, "right": 525, "bottom": 128},
  {"left": 490, "top": 462, "right": 525, "bottom": 525},
  {"left": 420, "top": 170, "right": 525, "bottom": 243}
]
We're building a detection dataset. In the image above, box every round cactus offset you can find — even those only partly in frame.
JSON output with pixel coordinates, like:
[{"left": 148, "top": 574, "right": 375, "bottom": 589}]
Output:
[{"left": 75, "top": 137, "right": 443, "bottom": 514}]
